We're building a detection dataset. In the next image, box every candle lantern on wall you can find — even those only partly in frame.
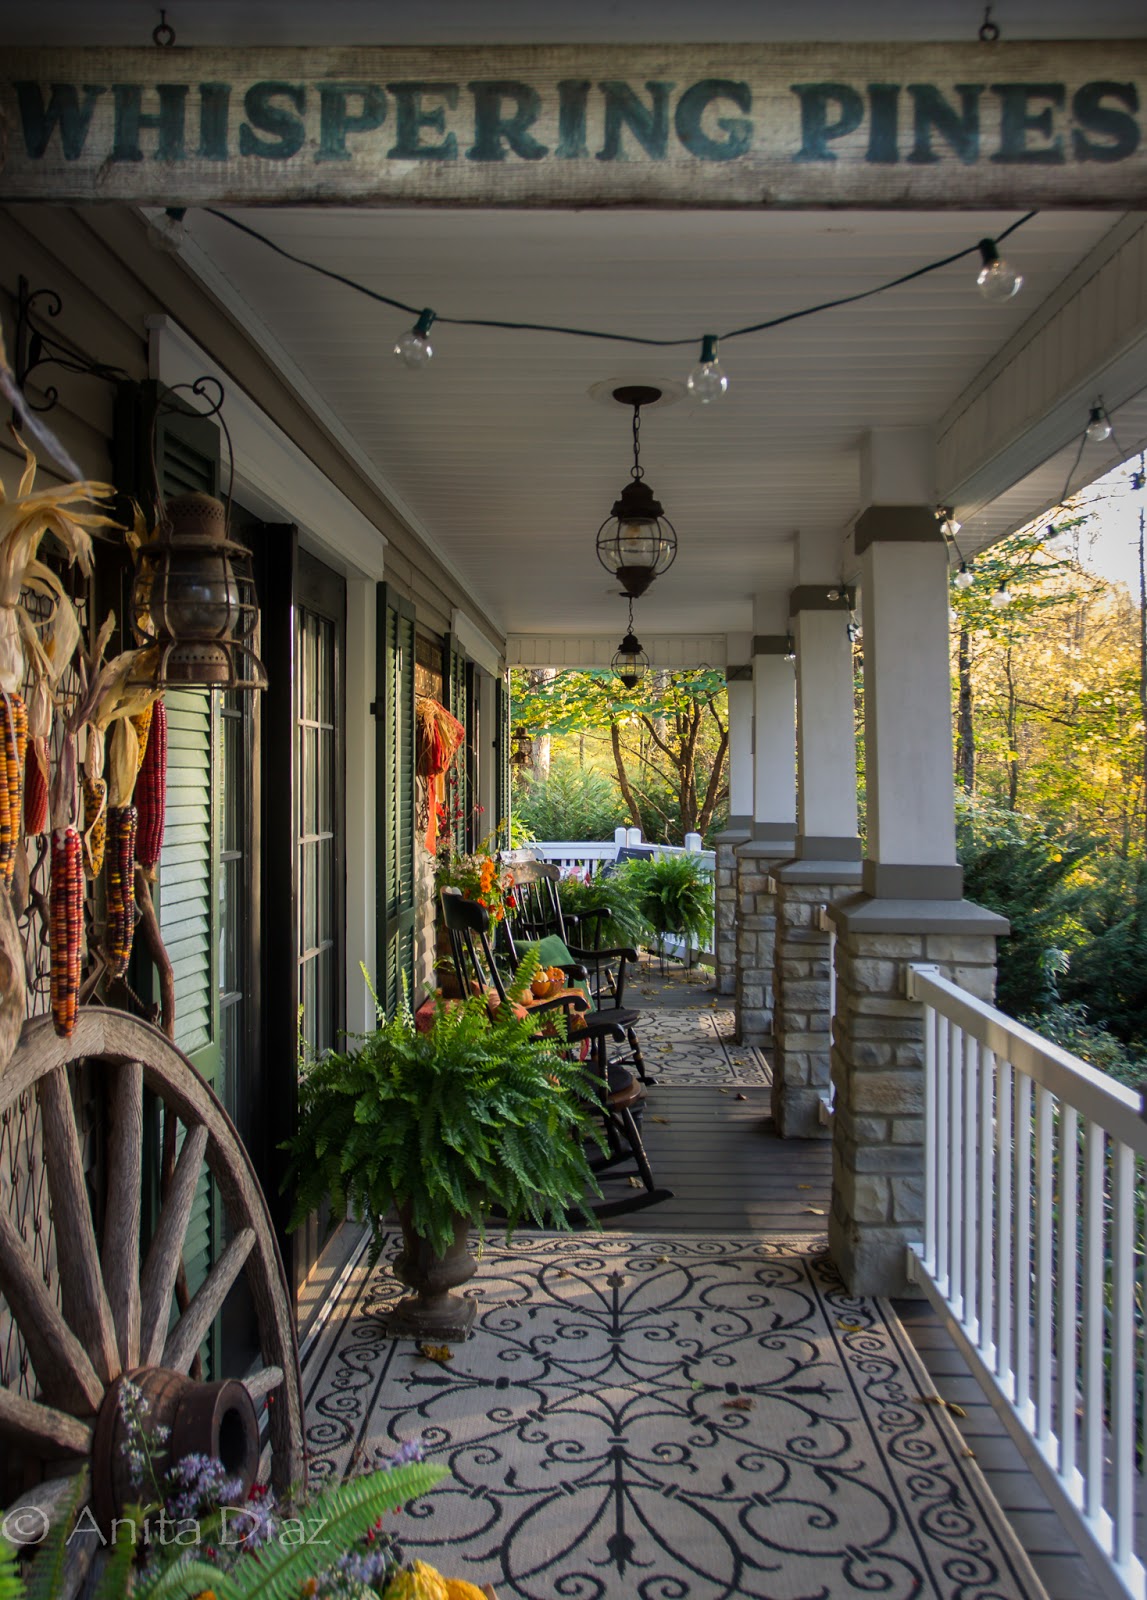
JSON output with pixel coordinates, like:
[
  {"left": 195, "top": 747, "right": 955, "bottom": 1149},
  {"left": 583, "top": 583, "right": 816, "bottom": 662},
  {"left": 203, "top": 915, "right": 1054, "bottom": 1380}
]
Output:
[{"left": 130, "top": 381, "right": 267, "bottom": 690}]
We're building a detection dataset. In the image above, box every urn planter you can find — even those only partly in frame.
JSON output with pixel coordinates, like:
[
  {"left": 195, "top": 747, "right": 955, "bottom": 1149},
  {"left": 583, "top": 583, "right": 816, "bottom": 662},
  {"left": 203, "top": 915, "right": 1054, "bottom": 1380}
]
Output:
[{"left": 383, "top": 1207, "right": 478, "bottom": 1341}]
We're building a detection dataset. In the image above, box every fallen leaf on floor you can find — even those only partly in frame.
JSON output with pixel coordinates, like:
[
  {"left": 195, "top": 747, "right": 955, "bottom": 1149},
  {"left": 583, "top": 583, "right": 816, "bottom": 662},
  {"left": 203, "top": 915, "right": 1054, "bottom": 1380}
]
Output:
[
  {"left": 722, "top": 1397, "right": 755, "bottom": 1412},
  {"left": 691, "top": 1380, "right": 705, "bottom": 1390},
  {"left": 797, "top": 1184, "right": 811, "bottom": 1191},
  {"left": 718, "top": 1088, "right": 730, "bottom": 1094},
  {"left": 607, "top": 1271, "right": 626, "bottom": 1287},
  {"left": 803, "top": 1207, "right": 826, "bottom": 1215},
  {"left": 837, "top": 1321, "right": 864, "bottom": 1332},
  {"left": 919, "top": 1395, "right": 944, "bottom": 1406},
  {"left": 656, "top": 1255, "right": 669, "bottom": 1263},
  {"left": 556, "top": 1268, "right": 571, "bottom": 1278},
  {"left": 417, "top": 1344, "right": 453, "bottom": 1364},
  {"left": 944, "top": 1400, "right": 968, "bottom": 1418},
  {"left": 651, "top": 1115, "right": 670, "bottom": 1125},
  {"left": 735, "top": 1092, "right": 748, "bottom": 1101},
  {"left": 627, "top": 1176, "right": 644, "bottom": 1188}
]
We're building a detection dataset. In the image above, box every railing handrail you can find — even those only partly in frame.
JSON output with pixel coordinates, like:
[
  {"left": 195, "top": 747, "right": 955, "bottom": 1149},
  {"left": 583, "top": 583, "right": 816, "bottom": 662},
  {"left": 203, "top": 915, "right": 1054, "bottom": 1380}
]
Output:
[{"left": 907, "top": 962, "right": 1147, "bottom": 1157}]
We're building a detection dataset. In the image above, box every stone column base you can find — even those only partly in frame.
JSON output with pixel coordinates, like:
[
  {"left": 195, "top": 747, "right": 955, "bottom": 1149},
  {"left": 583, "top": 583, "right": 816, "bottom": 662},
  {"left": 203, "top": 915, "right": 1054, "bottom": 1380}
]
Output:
[
  {"left": 826, "top": 894, "right": 1009, "bottom": 1297},
  {"left": 734, "top": 834, "right": 794, "bottom": 1048},
  {"left": 771, "top": 858, "right": 861, "bottom": 1140},
  {"left": 713, "top": 827, "right": 751, "bottom": 995}
]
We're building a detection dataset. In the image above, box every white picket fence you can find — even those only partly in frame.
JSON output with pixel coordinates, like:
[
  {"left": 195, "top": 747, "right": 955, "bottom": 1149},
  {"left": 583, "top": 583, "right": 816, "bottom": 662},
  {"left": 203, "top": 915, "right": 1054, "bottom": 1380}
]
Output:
[{"left": 906, "top": 963, "right": 1147, "bottom": 1600}]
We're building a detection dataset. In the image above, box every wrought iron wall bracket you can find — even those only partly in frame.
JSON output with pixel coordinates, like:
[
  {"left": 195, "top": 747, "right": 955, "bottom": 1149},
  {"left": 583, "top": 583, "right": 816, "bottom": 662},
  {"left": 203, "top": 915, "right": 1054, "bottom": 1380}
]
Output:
[{"left": 12, "top": 275, "right": 127, "bottom": 416}]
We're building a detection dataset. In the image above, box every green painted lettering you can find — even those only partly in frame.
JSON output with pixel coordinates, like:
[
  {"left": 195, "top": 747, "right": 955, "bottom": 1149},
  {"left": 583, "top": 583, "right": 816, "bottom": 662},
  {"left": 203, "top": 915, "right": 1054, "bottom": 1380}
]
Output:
[
  {"left": 866, "top": 83, "right": 900, "bottom": 163},
  {"left": 111, "top": 83, "right": 188, "bottom": 162},
  {"left": 197, "top": 82, "right": 230, "bottom": 160},
  {"left": 597, "top": 81, "right": 674, "bottom": 161},
  {"left": 556, "top": 79, "right": 590, "bottom": 158},
  {"left": 15, "top": 81, "right": 104, "bottom": 160},
  {"left": 466, "top": 81, "right": 547, "bottom": 161},
  {"left": 674, "top": 79, "right": 752, "bottom": 161},
  {"left": 386, "top": 82, "right": 458, "bottom": 159},
  {"left": 906, "top": 84, "right": 982, "bottom": 164},
  {"left": 316, "top": 82, "right": 386, "bottom": 161},
  {"left": 991, "top": 82, "right": 1065, "bottom": 163},
  {"left": 791, "top": 83, "right": 864, "bottom": 161},
  {"left": 240, "top": 82, "right": 306, "bottom": 160},
  {"left": 1072, "top": 81, "right": 1140, "bottom": 162}
]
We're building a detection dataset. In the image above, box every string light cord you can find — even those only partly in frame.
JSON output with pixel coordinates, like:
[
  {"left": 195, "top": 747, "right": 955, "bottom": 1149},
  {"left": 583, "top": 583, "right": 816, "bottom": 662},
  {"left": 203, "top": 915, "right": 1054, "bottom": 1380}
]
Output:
[{"left": 201, "top": 206, "right": 1038, "bottom": 351}]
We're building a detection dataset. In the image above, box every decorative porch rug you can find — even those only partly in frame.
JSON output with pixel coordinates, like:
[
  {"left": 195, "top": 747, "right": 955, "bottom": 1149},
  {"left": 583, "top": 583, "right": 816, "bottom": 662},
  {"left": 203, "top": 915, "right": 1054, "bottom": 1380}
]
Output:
[
  {"left": 302, "top": 1232, "right": 1046, "bottom": 1600},
  {"left": 636, "top": 1004, "right": 771, "bottom": 1087}
]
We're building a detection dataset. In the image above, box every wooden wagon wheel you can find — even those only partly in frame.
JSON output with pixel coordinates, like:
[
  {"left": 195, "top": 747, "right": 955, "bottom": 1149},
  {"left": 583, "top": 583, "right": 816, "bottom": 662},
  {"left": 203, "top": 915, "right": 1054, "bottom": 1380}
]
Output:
[{"left": 0, "top": 1009, "right": 305, "bottom": 1593}]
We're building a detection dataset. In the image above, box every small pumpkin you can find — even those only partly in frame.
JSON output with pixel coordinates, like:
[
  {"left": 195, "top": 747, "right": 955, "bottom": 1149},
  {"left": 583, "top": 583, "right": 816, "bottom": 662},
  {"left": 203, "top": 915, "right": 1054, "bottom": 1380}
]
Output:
[
  {"left": 444, "top": 1582, "right": 489, "bottom": 1600},
  {"left": 383, "top": 1561, "right": 450, "bottom": 1600}
]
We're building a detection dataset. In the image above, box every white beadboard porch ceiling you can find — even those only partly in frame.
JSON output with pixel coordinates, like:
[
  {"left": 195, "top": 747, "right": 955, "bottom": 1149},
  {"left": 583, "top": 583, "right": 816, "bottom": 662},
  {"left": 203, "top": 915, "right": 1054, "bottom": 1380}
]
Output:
[{"left": 183, "top": 205, "right": 1120, "bottom": 637}]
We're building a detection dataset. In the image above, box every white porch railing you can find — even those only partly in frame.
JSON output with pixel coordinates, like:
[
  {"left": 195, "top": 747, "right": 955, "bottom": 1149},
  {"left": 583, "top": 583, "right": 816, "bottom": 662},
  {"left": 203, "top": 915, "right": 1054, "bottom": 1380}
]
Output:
[{"left": 906, "top": 963, "right": 1147, "bottom": 1600}]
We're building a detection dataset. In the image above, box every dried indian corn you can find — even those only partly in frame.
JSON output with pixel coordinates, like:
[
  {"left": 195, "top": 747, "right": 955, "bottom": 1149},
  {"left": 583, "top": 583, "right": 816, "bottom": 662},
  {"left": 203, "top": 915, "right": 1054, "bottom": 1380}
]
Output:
[
  {"left": 82, "top": 774, "right": 107, "bottom": 878},
  {"left": 50, "top": 825, "right": 82, "bottom": 1037},
  {"left": 136, "top": 697, "right": 166, "bottom": 872},
  {"left": 105, "top": 804, "right": 137, "bottom": 977},
  {"left": 130, "top": 703, "right": 154, "bottom": 772},
  {"left": 24, "top": 744, "right": 48, "bottom": 836},
  {"left": 0, "top": 692, "right": 27, "bottom": 886}
]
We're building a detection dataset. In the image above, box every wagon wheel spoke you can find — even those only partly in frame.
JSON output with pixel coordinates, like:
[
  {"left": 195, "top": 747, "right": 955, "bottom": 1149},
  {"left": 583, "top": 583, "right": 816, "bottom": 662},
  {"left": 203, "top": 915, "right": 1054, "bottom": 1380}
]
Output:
[
  {"left": 0, "top": 1389, "right": 92, "bottom": 1458},
  {"left": 36, "top": 1065, "right": 121, "bottom": 1385},
  {"left": 101, "top": 1059, "right": 143, "bottom": 1370},
  {"left": 243, "top": 1365, "right": 285, "bottom": 1405},
  {"left": 162, "top": 1226, "right": 255, "bottom": 1373},
  {"left": 6, "top": 1469, "right": 95, "bottom": 1600},
  {"left": 138, "top": 1121, "right": 209, "bottom": 1367},
  {"left": 0, "top": 1207, "right": 103, "bottom": 1415}
]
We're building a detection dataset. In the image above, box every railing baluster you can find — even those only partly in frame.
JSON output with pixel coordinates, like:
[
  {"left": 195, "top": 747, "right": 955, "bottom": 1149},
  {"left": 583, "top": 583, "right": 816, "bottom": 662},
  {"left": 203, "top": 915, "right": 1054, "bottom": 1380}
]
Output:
[
  {"left": 1014, "top": 1071, "right": 1033, "bottom": 1427},
  {"left": 979, "top": 1048, "right": 995, "bottom": 1369},
  {"left": 950, "top": 1019, "right": 964, "bottom": 1319},
  {"left": 963, "top": 1029, "right": 979, "bottom": 1341},
  {"left": 1083, "top": 1121, "right": 1105, "bottom": 1523},
  {"left": 1056, "top": 1104, "right": 1079, "bottom": 1489},
  {"left": 996, "top": 1055, "right": 1013, "bottom": 1398},
  {"left": 936, "top": 1014, "right": 950, "bottom": 1295},
  {"left": 924, "top": 1002, "right": 937, "bottom": 1274},
  {"left": 1034, "top": 1084, "right": 1054, "bottom": 1446},
  {"left": 1111, "top": 1139, "right": 1135, "bottom": 1569}
]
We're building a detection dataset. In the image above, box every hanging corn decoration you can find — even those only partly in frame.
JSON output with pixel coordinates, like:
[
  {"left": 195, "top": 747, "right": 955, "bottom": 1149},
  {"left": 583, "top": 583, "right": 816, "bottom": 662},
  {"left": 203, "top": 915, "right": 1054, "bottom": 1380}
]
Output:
[
  {"left": 105, "top": 804, "right": 137, "bottom": 978},
  {"left": 24, "top": 742, "right": 48, "bottom": 836},
  {"left": 0, "top": 692, "right": 28, "bottom": 888},
  {"left": 130, "top": 702, "right": 154, "bottom": 772},
  {"left": 82, "top": 773, "right": 108, "bottom": 879},
  {"left": 136, "top": 696, "right": 167, "bottom": 873},
  {"left": 50, "top": 825, "right": 82, "bottom": 1037}
]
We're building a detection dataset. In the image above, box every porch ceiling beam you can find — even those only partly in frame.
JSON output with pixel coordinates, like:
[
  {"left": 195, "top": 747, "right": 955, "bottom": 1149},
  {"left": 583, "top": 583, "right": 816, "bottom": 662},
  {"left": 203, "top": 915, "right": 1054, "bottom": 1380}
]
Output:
[
  {"left": 506, "top": 635, "right": 727, "bottom": 671},
  {"left": 937, "top": 216, "right": 1147, "bottom": 516}
]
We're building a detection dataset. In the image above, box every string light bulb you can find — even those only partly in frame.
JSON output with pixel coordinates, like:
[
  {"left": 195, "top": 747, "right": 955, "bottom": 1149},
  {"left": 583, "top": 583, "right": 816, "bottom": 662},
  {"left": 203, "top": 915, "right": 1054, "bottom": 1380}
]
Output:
[
  {"left": 147, "top": 206, "right": 187, "bottom": 253},
  {"left": 686, "top": 335, "right": 729, "bottom": 404},
  {"left": 954, "top": 562, "right": 975, "bottom": 590},
  {"left": 394, "top": 308, "right": 436, "bottom": 369},
  {"left": 783, "top": 633, "right": 796, "bottom": 663},
  {"left": 976, "top": 238, "right": 1023, "bottom": 303},
  {"left": 936, "top": 506, "right": 962, "bottom": 538},
  {"left": 991, "top": 581, "right": 1012, "bottom": 609},
  {"left": 1085, "top": 405, "right": 1112, "bottom": 443}
]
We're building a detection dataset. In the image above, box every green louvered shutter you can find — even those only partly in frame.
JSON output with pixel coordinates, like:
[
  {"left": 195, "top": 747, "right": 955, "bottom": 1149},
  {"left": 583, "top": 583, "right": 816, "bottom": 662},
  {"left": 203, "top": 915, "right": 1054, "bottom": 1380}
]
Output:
[
  {"left": 378, "top": 586, "right": 416, "bottom": 1016},
  {"left": 444, "top": 637, "right": 472, "bottom": 853}
]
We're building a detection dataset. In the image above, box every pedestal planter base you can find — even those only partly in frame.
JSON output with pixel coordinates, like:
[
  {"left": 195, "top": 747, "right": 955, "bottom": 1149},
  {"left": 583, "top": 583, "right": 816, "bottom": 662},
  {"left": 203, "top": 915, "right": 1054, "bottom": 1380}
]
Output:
[{"left": 383, "top": 1209, "right": 478, "bottom": 1341}]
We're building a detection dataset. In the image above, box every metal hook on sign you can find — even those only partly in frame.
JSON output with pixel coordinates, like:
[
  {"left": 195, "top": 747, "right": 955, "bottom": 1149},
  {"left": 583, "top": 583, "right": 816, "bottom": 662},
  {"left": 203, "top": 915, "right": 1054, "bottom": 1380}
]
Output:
[
  {"left": 979, "top": 6, "right": 1000, "bottom": 41},
  {"left": 153, "top": 9, "right": 176, "bottom": 47}
]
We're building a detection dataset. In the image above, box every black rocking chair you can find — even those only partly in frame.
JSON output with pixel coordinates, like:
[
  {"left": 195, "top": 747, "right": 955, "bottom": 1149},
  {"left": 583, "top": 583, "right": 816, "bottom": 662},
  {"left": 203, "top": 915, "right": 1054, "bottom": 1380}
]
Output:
[{"left": 438, "top": 889, "right": 672, "bottom": 1220}]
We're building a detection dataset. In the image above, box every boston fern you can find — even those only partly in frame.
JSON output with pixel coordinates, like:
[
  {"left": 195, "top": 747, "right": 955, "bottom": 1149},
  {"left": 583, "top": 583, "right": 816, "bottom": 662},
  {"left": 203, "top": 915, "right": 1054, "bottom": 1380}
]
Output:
[{"left": 282, "top": 955, "right": 606, "bottom": 1257}]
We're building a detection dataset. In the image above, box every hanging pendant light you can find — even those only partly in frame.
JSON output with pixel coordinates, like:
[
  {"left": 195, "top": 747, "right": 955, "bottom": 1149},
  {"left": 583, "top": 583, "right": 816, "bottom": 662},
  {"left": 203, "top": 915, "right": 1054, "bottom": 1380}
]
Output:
[
  {"left": 596, "top": 386, "right": 677, "bottom": 599},
  {"left": 510, "top": 726, "right": 532, "bottom": 768},
  {"left": 612, "top": 596, "right": 650, "bottom": 691}
]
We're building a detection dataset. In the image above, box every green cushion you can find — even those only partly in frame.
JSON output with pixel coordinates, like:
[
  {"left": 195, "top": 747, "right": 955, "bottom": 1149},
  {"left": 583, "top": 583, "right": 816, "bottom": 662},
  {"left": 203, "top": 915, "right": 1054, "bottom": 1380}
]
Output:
[{"left": 520, "top": 934, "right": 592, "bottom": 1007}]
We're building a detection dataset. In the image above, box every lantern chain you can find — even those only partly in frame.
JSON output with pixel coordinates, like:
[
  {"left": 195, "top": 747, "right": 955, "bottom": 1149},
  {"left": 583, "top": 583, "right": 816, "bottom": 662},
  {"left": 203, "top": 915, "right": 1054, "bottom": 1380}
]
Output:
[{"left": 631, "top": 405, "right": 644, "bottom": 481}]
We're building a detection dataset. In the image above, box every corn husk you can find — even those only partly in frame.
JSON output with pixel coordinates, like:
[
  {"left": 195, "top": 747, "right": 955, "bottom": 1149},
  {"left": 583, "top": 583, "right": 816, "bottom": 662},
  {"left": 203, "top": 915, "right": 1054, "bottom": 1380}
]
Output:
[{"left": 0, "top": 427, "right": 117, "bottom": 693}]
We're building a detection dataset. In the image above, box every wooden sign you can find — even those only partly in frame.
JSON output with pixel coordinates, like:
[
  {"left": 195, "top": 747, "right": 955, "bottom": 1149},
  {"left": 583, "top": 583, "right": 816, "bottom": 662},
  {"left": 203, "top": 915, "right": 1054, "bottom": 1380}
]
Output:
[{"left": 1, "top": 43, "right": 1145, "bottom": 208}]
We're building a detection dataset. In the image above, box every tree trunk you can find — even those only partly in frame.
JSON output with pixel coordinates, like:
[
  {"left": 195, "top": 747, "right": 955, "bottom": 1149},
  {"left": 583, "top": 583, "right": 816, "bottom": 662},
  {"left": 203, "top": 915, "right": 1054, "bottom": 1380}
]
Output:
[
  {"left": 955, "top": 625, "right": 975, "bottom": 795},
  {"left": 609, "top": 719, "right": 643, "bottom": 830},
  {"left": 1005, "top": 647, "right": 1019, "bottom": 811},
  {"left": 1139, "top": 494, "right": 1147, "bottom": 851}
]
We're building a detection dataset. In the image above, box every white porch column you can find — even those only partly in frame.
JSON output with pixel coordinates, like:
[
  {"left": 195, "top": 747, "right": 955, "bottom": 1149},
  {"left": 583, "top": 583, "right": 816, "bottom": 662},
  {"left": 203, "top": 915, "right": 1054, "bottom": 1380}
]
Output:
[
  {"left": 772, "top": 567, "right": 862, "bottom": 1137},
  {"left": 735, "top": 598, "right": 796, "bottom": 1048},
  {"left": 828, "top": 435, "right": 1007, "bottom": 1296},
  {"left": 714, "top": 633, "right": 753, "bottom": 995}
]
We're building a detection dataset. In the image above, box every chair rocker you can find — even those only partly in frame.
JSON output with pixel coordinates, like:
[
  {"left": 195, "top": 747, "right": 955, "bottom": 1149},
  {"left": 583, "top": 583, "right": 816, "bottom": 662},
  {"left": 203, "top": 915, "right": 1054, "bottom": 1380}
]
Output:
[{"left": 438, "top": 889, "right": 672, "bottom": 1221}]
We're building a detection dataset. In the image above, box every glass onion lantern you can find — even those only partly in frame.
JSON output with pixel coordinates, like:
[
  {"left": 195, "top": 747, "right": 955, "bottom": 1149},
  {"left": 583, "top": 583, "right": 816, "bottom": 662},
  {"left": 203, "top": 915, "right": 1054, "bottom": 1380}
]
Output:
[
  {"left": 131, "top": 490, "right": 267, "bottom": 690},
  {"left": 596, "top": 386, "right": 677, "bottom": 600},
  {"left": 510, "top": 726, "right": 532, "bottom": 768},
  {"left": 612, "top": 598, "right": 650, "bottom": 691}
]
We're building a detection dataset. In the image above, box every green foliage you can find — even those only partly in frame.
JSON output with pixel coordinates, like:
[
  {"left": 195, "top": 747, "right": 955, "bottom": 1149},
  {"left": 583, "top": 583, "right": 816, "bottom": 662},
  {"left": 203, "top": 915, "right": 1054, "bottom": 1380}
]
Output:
[
  {"left": 1027, "top": 1002, "right": 1146, "bottom": 1089},
  {"left": 0, "top": 1543, "right": 21, "bottom": 1600},
  {"left": 515, "top": 759, "right": 623, "bottom": 842},
  {"left": 621, "top": 853, "right": 714, "bottom": 952},
  {"left": 1060, "top": 857, "right": 1147, "bottom": 1047},
  {"left": 558, "top": 871, "right": 650, "bottom": 949},
  {"left": 282, "top": 956, "right": 606, "bottom": 1258},
  {"left": 956, "top": 796, "right": 1093, "bottom": 1018}
]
